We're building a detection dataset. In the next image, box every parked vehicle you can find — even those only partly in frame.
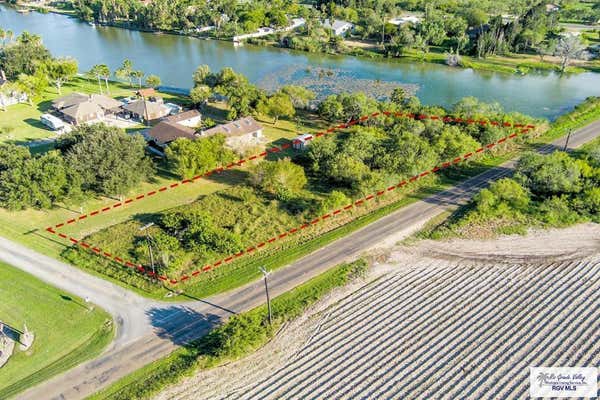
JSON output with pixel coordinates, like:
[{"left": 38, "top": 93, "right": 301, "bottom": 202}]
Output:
[{"left": 40, "top": 114, "right": 66, "bottom": 132}]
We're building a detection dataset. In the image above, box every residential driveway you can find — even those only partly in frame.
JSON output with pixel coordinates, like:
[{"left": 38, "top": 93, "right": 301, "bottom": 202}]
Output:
[{"left": 5, "top": 119, "right": 600, "bottom": 400}]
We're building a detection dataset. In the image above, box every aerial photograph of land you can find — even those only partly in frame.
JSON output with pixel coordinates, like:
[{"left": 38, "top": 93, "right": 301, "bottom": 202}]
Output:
[{"left": 0, "top": 0, "right": 598, "bottom": 398}]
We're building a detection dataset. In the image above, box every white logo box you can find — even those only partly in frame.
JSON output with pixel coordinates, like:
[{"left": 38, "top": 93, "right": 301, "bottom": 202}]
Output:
[{"left": 530, "top": 367, "right": 598, "bottom": 398}]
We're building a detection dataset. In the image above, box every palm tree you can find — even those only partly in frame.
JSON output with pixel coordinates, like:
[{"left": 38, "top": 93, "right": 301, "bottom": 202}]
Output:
[
  {"left": 89, "top": 64, "right": 105, "bottom": 94},
  {"left": 0, "top": 29, "right": 5, "bottom": 47},
  {"left": 89, "top": 64, "right": 111, "bottom": 94},
  {"left": 6, "top": 30, "right": 13, "bottom": 45},
  {"left": 115, "top": 59, "right": 134, "bottom": 87}
]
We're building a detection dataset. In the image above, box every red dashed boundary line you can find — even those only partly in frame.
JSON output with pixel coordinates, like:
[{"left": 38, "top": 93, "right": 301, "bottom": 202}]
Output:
[{"left": 44, "top": 112, "right": 535, "bottom": 285}]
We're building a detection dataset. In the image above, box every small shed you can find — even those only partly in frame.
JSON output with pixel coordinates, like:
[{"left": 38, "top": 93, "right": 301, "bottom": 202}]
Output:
[{"left": 293, "top": 133, "right": 314, "bottom": 150}]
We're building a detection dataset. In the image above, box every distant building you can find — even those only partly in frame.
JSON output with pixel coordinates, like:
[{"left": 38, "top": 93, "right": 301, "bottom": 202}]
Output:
[
  {"left": 200, "top": 116, "right": 263, "bottom": 149},
  {"left": 322, "top": 19, "right": 354, "bottom": 36},
  {"left": 0, "top": 70, "right": 27, "bottom": 108},
  {"left": 545, "top": 4, "right": 560, "bottom": 12},
  {"left": 388, "top": 16, "right": 422, "bottom": 26}
]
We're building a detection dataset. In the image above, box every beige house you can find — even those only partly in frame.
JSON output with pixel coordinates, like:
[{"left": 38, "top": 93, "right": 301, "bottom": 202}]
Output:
[
  {"left": 60, "top": 101, "right": 104, "bottom": 125},
  {"left": 52, "top": 92, "right": 123, "bottom": 125},
  {"left": 200, "top": 116, "right": 263, "bottom": 149}
]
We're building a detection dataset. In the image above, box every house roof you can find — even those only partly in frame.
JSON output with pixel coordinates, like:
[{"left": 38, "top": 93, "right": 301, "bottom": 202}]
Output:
[
  {"left": 122, "top": 99, "right": 170, "bottom": 118},
  {"left": 90, "top": 94, "right": 122, "bottom": 110},
  {"left": 135, "top": 88, "right": 157, "bottom": 98},
  {"left": 165, "top": 109, "right": 201, "bottom": 123},
  {"left": 52, "top": 92, "right": 90, "bottom": 110},
  {"left": 201, "top": 116, "right": 263, "bottom": 138},
  {"left": 147, "top": 121, "right": 196, "bottom": 144},
  {"left": 323, "top": 19, "right": 352, "bottom": 31},
  {"left": 61, "top": 100, "right": 103, "bottom": 120}
]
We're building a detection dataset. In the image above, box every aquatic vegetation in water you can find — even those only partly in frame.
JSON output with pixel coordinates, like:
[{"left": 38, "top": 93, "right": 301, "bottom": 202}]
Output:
[{"left": 258, "top": 66, "right": 419, "bottom": 101}]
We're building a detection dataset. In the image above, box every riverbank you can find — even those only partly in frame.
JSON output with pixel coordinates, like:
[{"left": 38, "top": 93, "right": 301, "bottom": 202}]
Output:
[
  {"left": 8, "top": 3, "right": 600, "bottom": 76},
  {"left": 249, "top": 36, "right": 600, "bottom": 75}
]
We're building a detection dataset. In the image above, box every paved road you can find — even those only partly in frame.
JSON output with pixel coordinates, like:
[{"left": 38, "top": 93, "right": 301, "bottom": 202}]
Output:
[{"left": 7, "top": 119, "right": 600, "bottom": 399}]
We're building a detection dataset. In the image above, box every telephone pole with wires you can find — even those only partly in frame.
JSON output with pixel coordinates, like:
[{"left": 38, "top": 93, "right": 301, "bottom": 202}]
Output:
[
  {"left": 139, "top": 222, "right": 156, "bottom": 275},
  {"left": 259, "top": 266, "right": 272, "bottom": 326}
]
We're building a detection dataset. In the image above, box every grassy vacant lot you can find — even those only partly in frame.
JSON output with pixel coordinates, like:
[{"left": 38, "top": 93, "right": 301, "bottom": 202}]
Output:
[
  {"left": 0, "top": 262, "right": 114, "bottom": 399},
  {"left": 0, "top": 77, "right": 188, "bottom": 144},
  {"left": 60, "top": 96, "right": 600, "bottom": 299}
]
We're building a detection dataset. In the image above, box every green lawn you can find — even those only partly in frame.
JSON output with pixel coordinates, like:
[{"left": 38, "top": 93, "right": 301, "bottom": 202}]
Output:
[
  {"left": 0, "top": 262, "right": 114, "bottom": 399},
  {"left": 0, "top": 77, "right": 189, "bottom": 145}
]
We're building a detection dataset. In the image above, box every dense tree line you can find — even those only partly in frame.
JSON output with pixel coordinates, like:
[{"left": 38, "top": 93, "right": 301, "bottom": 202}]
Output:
[
  {"left": 0, "top": 125, "right": 153, "bottom": 210},
  {"left": 450, "top": 143, "right": 600, "bottom": 235}
]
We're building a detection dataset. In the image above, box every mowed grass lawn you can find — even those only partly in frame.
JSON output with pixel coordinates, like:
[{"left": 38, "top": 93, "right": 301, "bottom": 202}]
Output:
[
  {"left": 0, "top": 77, "right": 189, "bottom": 144},
  {"left": 0, "top": 262, "right": 114, "bottom": 399}
]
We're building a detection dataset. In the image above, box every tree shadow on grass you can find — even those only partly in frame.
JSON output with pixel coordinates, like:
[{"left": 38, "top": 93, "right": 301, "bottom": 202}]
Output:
[{"left": 204, "top": 169, "right": 250, "bottom": 186}]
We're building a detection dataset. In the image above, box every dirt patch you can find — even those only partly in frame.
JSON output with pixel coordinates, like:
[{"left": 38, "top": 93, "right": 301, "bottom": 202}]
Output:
[{"left": 394, "top": 223, "right": 600, "bottom": 264}]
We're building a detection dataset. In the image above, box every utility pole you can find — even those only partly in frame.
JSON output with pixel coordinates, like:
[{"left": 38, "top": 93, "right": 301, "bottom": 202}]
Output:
[
  {"left": 563, "top": 129, "right": 573, "bottom": 151},
  {"left": 259, "top": 266, "right": 272, "bottom": 326},
  {"left": 139, "top": 222, "right": 156, "bottom": 275}
]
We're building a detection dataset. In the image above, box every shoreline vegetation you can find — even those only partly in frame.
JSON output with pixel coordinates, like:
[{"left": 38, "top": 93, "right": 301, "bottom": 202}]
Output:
[{"left": 7, "top": 3, "right": 600, "bottom": 75}]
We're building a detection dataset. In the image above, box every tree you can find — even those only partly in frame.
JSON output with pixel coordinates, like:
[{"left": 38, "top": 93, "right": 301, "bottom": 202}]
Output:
[
  {"left": 516, "top": 151, "right": 583, "bottom": 196},
  {"left": 63, "top": 124, "right": 154, "bottom": 196},
  {"left": 390, "top": 87, "right": 408, "bottom": 105},
  {"left": 89, "top": 64, "right": 111, "bottom": 94},
  {"left": 280, "top": 85, "right": 315, "bottom": 109},
  {"left": 249, "top": 158, "right": 307, "bottom": 198},
  {"left": 259, "top": 91, "right": 295, "bottom": 124},
  {"left": 190, "top": 85, "right": 211, "bottom": 106},
  {"left": 131, "top": 70, "right": 145, "bottom": 88},
  {"left": 214, "top": 67, "right": 262, "bottom": 119},
  {"left": 434, "top": 126, "right": 480, "bottom": 161},
  {"left": 0, "top": 31, "right": 51, "bottom": 79},
  {"left": 556, "top": 34, "right": 585, "bottom": 73},
  {"left": 473, "top": 178, "right": 530, "bottom": 216},
  {"left": 376, "top": 131, "right": 438, "bottom": 176},
  {"left": 536, "top": 39, "right": 557, "bottom": 63},
  {"left": 145, "top": 74, "right": 161, "bottom": 88},
  {"left": 16, "top": 71, "right": 48, "bottom": 106},
  {"left": 0, "top": 145, "right": 79, "bottom": 210},
  {"left": 318, "top": 95, "right": 344, "bottom": 121},
  {"left": 115, "top": 59, "right": 134, "bottom": 86},
  {"left": 165, "top": 135, "right": 236, "bottom": 180},
  {"left": 43, "top": 58, "right": 78, "bottom": 94},
  {"left": 193, "top": 64, "right": 216, "bottom": 87}
]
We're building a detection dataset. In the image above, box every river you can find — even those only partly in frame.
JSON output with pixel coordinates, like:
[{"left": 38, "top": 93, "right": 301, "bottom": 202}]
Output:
[{"left": 2, "top": 4, "right": 599, "bottom": 119}]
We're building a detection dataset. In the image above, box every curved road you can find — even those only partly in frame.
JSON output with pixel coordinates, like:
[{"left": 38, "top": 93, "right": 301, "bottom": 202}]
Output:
[{"left": 3, "top": 119, "right": 599, "bottom": 400}]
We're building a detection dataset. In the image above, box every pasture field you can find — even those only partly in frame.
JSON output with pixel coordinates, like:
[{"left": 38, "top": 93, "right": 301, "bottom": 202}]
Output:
[
  {"left": 236, "top": 257, "right": 600, "bottom": 399},
  {"left": 0, "top": 262, "right": 113, "bottom": 399}
]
